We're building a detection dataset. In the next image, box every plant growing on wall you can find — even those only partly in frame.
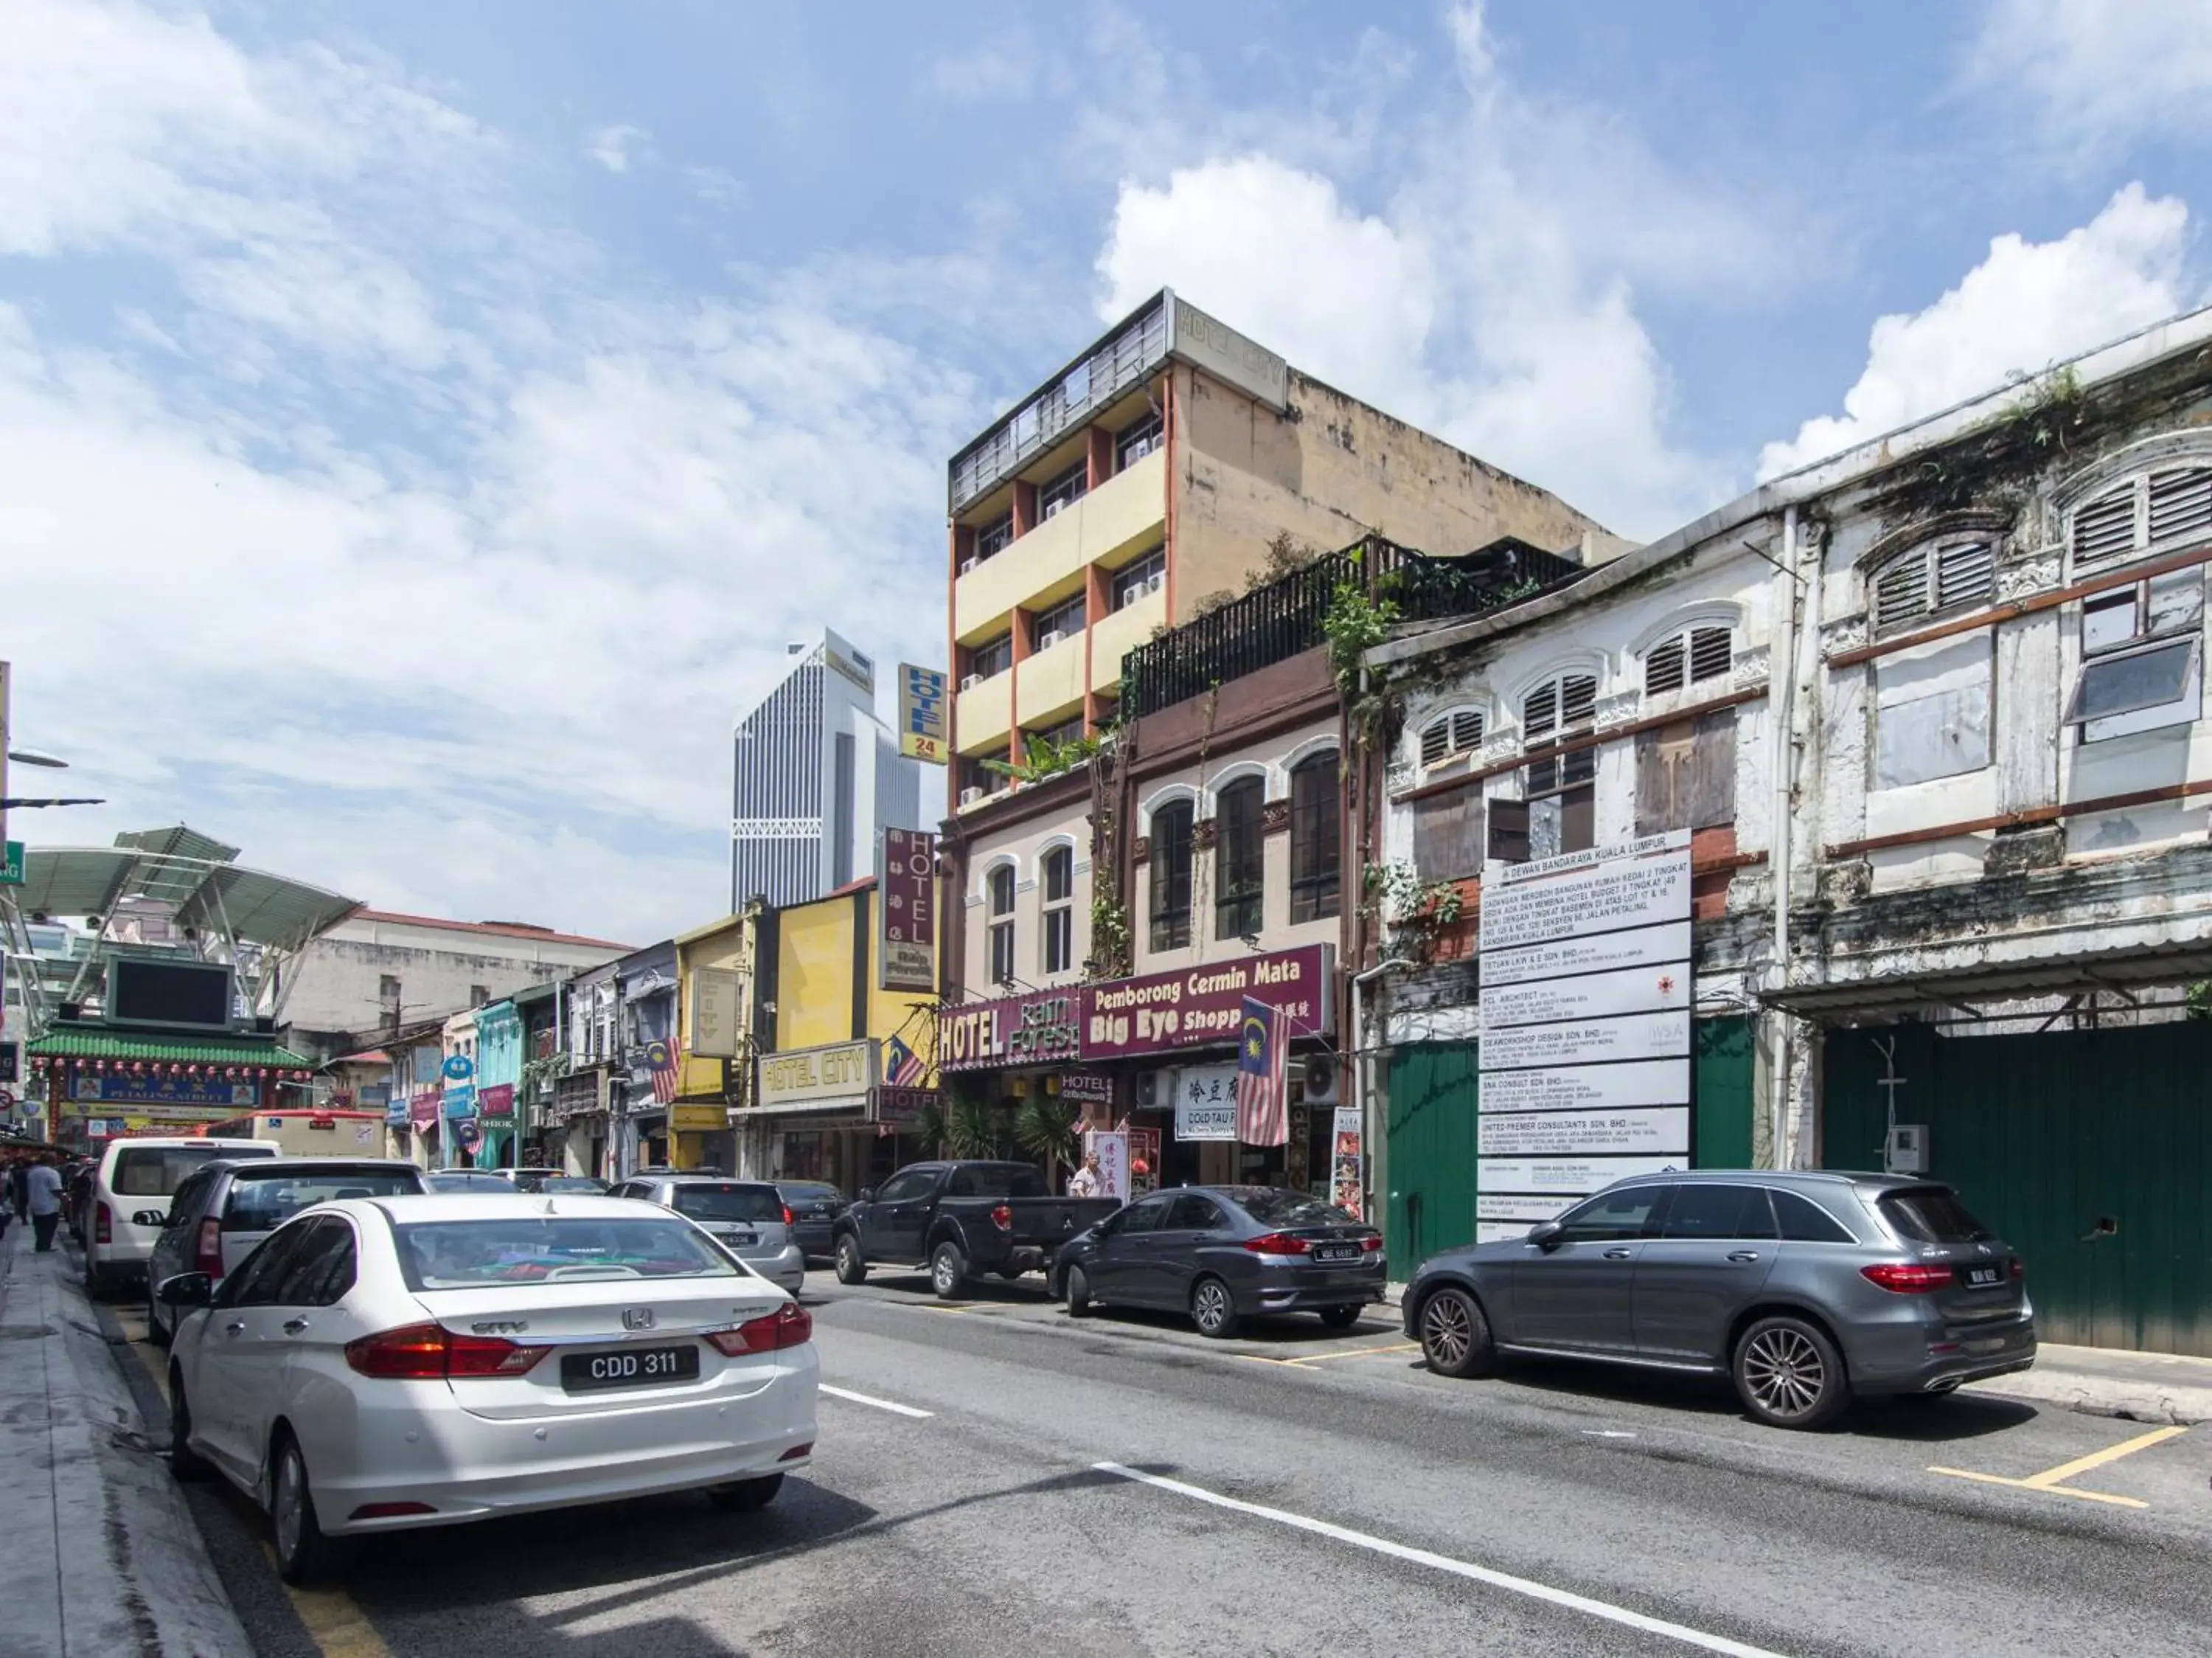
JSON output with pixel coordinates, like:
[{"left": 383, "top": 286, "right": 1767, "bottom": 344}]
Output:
[
  {"left": 1362, "top": 859, "right": 1467, "bottom": 962},
  {"left": 982, "top": 728, "right": 1106, "bottom": 787},
  {"left": 1013, "top": 1095, "right": 1080, "bottom": 1185},
  {"left": 1321, "top": 580, "right": 1399, "bottom": 694},
  {"left": 1088, "top": 881, "right": 1132, "bottom": 980}
]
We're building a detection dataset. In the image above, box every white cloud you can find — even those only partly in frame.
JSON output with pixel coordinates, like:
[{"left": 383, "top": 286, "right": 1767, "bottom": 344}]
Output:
[
  {"left": 1758, "top": 184, "right": 2192, "bottom": 479},
  {"left": 586, "top": 122, "right": 650, "bottom": 174},
  {"left": 1093, "top": 3, "right": 1746, "bottom": 538},
  {"left": 0, "top": 4, "right": 976, "bottom": 943},
  {"left": 1966, "top": 0, "right": 2212, "bottom": 157}
]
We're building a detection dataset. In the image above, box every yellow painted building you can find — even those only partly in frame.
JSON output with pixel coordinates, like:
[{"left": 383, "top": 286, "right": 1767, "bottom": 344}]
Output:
[
  {"left": 740, "top": 876, "right": 939, "bottom": 1189},
  {"left": 669, "top": 907, "right": 759, "bottom": 1171}
]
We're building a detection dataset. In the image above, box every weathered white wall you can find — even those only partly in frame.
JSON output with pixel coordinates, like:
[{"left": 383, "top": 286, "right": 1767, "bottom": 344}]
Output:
[{"left": 962, "top": 795, "right": 1093, "bottom": 994}]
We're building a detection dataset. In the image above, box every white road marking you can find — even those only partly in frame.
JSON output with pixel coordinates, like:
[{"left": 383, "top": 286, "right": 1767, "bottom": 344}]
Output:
[
  {"left": 1093, "top": 1463, "right": 1790, "bottom": 1658},
  {"left": 820, "top": 1384, "right": 934, "bottom": 1418}
]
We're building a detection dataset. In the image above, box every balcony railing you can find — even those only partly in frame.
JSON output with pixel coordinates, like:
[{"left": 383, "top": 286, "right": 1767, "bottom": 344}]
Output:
[{"left": 1119, "top": 535, "right": 1584, "bottom": 719}]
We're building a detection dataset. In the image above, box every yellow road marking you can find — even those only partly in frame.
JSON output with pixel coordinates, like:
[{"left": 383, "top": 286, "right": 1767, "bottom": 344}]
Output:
[
  {"left": 260, "top": 1545, "right": 396, "bottom": 1658},
  {"left": 1930, "top": 1424, "right": 2187, "bottom": 1510},
  {"left": 1236, "top": 1341, "right": 1422, "bottom": 1368}
]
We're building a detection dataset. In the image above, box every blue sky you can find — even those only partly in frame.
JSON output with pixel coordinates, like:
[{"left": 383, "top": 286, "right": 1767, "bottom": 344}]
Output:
[{"left": 3, "top": 0, "right": 2209, "bottom": 942}]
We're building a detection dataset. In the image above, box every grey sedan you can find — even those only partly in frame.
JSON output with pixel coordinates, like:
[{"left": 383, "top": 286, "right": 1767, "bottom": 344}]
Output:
[
  {"left": 1051, "top": 1186, "right": 1385, "bottom": 1338},
  {"left": 775, "top": 1181, "right": 846, "bottom": 1262},
  {"left": 1403, "top": 1170, "right": 2036, "bottom": 1429}
]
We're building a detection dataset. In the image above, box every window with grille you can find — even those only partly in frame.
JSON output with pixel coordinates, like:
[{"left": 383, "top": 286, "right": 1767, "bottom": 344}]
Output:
[
  {"left": 1041, "top": 847, "right": 1075, "bottom": 975},
  {"left": 1113, "top": 549, "right": 1166, "bottom": 610},
  {"left": 1147, "top": 801, "right": 1194, "bottom": 951},
  {"left": 1032, "top": 592, "right": 1087, "bottom": 645},
  {"left": 1288, "top": 752, "right": 1340, "bottom": 923},
  {"left": 1417, "top": 708, "right": 1486, "bottom": 769},
  {"left": 1213, "top": 777, "right": 1266, "bottom": 940},
  {"left": 2071, "top": 465, "right": 2212, "bottom": 574},
  {"left": 967, "top": 633, "right": 1013, "bottom": 681},
  {"left": 1522, "top": 673, "right": 1597, "bottom": 857},
  {"left": 975, "top": 514, "right": 1014, "bottom": 560},
  {"left": 1116, "top": 412, "right": 1162, "bottom": 470},
  {"left": 987, "top": 864, "right": 1017, "bottom": 985},
  {"left": 1870, "top": 541, "right": 1996, "bottom": 637},
  {"left": 1038, "top": 459, "right": 1088, "bottom": 518},
  {"left": 1643, "top": 625, "right": 1734, "bottom": 696}
]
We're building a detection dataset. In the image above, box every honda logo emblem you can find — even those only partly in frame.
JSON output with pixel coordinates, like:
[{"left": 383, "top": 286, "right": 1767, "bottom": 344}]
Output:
[{"left": 622, "top": 1308, "right": 656, "bottom": 1331}]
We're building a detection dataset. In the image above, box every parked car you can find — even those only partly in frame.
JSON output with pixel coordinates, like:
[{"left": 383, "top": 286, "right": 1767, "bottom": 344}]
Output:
[
  {"left": 504, "top": 1170, "right": 610, "bottom": 1195},
  {"left": 1402, "top": 1171, "right": 2037, "bottom": 1429},
  {"left": 159, "top": 1193, "right": 816, "bottom": 1582},
  {"left": 1051, "top": 1186, "right": 1384, "bottom": 1338},
  {"left": 424, "top": 1170, "right": 516, "bottom": 1193},
  {"left": 84, "top": 1137, "right": 280, "bottom": 1293},
  {"left": 832, "top": 1161, "right": 1121, "bottom": 1298},
  {"left": 145, "top": 1158, "right": 427, "bottom": 1342},
  {"left": 775, "top": 1181, "right": 845, "bottom": 1261},
  {"left": 612, "top": 1175, "right": 805, "bottom": 1295}
]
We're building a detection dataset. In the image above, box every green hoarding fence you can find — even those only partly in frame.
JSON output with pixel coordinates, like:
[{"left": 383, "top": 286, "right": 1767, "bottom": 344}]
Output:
[{"left": 1824, "top": 1021, "right": 2211, "bottom": 1357}]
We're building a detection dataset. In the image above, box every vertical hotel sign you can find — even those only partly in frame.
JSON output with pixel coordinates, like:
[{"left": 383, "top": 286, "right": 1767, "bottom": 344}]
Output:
[
  {"left": 1475, "top": 831, "right": 1693, "bottom": 1243},
  {"left": 880, "top": 828, "right": 937, "bottom": 993},
  {"left": 897, "top": 665, "right": 949, "bottom": 763}
]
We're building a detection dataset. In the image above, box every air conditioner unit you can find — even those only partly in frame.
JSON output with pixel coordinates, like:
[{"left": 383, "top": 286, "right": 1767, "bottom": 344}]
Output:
[
  {"left": 1146, "top": 570, "right": 1164, "bottom": 594},
  {"left": 961, "top": 673, "right": 982, "bottom": 692},
  {"left": 1301, "top": 1053, "right": 1340, "bottom": 1106},
  {"left": 959, "top": 786, "right": 986, "bottom": 807},
  {"left": 1038, "top": 628, "right": 1064, "bottom": 650},
  {"left": 1118, "top": 587, "right": 1142, "bottom": 611},
  {"left": 959, "top": 557, "right": 978, "bottom": 575},
  {"left": 1133, "top": 1069, "right": 1168, "bottom": 1109}
]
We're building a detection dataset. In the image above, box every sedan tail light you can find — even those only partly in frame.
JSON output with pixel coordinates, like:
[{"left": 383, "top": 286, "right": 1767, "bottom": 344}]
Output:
[
  {"left": 1360, "top": 1235, "right": 1385, "bottom": 1253},
  {"left": 194, "top": 1216, "right": 224, "bottom": 1277},
  {"left": 1242, "top": 1232, "right": 1312, "bottom": 1256},
  {"left": 94, "top": 1203, "right": 111, "bottom": 1246},
  {"left": 1860, "top": 1262, "right": 1956, "bottom": 1294},
  {"left": 2009, "top": 1256, "right": 2025, "bottom": 1280},
  {"left": 706, "top": 1302, "right": 813, "bottom": 1356},
  {"left": 782, "top": 1206, "right": 796, "bottom": 1227},
  {"left": 990, "top": 1203, "right": 1013, "bottom": 1231},
  {"left": 345, "top": 1322, "right": 547, "bottom": 1378}
]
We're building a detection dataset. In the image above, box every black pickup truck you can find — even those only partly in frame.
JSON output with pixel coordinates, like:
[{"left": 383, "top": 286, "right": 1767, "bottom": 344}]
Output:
[{"left": 832, "top": 1160, "right": 1121, "bottom": 1298}]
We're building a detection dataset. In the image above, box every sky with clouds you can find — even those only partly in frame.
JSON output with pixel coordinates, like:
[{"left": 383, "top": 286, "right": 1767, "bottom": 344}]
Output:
[{"left": 2, "top": 0, "right": 2208, "bottom": 945}]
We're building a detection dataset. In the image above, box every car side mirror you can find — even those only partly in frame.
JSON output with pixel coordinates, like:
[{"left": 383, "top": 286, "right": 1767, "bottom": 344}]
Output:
[
  {"left": 1527, "top": 1219, "right": 1565, "bottom": 1250},
  {"left": 858, "top": 1188, "right": 874, "bottom": 1204},
  {"left": 132, "top": 1209, "right": 169, "bottom": 1229},
  {"left": 156, "top": 1272, "right": 213, "bottom": 1309}
]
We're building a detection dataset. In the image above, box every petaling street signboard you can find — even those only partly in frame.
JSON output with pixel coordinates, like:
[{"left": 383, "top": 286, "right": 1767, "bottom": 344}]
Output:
[
  {"left": 935, "top": 946, "right": 1334, "bottom": 1072},
  {"left": 1475, "top": 832, "right": 1693, "bottom": 1243}
]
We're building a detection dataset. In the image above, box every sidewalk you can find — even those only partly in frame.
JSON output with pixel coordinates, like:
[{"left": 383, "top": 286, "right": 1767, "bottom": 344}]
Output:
[{"left": 0, "top": 1221, "right": 251, "bottom": 1658}]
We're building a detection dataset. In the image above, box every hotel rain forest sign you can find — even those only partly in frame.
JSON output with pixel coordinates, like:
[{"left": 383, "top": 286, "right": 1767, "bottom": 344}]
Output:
[
  {"left": 935, "top": 946, "right": 1332, "bottom": 1072},
  {"left": 1475, "top": 831, "right": 1691, "bottom": 1242}
]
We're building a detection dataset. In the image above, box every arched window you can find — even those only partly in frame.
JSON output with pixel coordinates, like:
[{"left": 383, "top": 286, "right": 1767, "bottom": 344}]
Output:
[
  {"left": 987, "top": 864, "right": 1016, "bottom": 986},
  {"left": 1643, "top": 625, "right": 1733, "bottom": 695},
  {"left": 1417, "top": 709, "right": 1485, "bottom": 769},
  {"left": 1041, "top": 846, "right": 1075, "bottom": 975},
  {"left": 1288, "top": 751, "right": 1341, "bottom": 923},
  {"left": 2072, "top": 464, "right": 2212, "bottom": 574},
  {"left": 1214, "top": 777, "right": 1266, "bottom": 940},
  {"left": 1147, "top": 800, "right": 1194, "bottom": 951},
  {"left": 1523, "top": 672, "right": 1597, "bottom": 858},
  {"left": 1871, "top": 539, "right": 1995, "bottom": 637}
]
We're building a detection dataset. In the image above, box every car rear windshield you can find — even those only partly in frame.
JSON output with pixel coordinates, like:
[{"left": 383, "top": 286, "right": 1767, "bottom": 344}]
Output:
[
  {"left": 220, "top": 1169, "right": 422, "bottom": 1231},
  {"left": 945, "top": 1165, "right": 1047, "bottom": 1199},
  {"left": 113, "top": 1146, "right": 257, "bottom": 1197},
  {"left": 1236, "top": 1190, "right": 1360, "bottom": 1227},
  {"left": 782, "top": 1183, "right": 841, "bottom": 1203},
  {"left": 1879, "top": 1187, "right": 1995, "bottom": 1244},
  {"left": 392, "top": 1218, "right": 740, "bottom": 1290},
  {"left": 671, "top": 1183, "right": 783, "bottom": 1223},
  {"left": 542, "top": 1177, "right": 608, "bottom": 1193},
  {"left": 426, "top": 1173, "right": 512, "bottom": 1192}
]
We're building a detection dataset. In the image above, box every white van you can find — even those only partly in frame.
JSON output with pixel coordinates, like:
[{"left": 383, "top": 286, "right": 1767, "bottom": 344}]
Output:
[{"left": 86, "top": 1137, "right": 279, "bottom": 1291}]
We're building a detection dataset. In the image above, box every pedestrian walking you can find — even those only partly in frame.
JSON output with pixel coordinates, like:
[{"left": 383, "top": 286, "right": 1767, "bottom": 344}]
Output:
[
  {"left": 6, "top": 1154, "right": 28, "bottom": 1224},
  {"left": 26, "top": 1154, "right": 64, "bottom": 1252},
  {"left": 1067, "top": 1152, "right": 1103, "bottom": 1199}
]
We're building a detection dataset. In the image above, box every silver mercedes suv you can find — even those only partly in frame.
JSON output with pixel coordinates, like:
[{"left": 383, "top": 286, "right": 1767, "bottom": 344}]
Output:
[{"left": 1402, "top": 1171, "right": 2035, "bottom": 1429}]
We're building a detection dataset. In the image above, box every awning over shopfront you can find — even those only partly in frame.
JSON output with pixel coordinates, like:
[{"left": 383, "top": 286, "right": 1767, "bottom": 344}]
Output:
[{"left": 1761, "top": 938, "right": 2212, "bottom": 1019}]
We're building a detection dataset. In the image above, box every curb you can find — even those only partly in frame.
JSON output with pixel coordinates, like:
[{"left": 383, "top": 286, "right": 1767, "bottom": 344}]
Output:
[{"left": 1964, "top": 1369, "right": 2212, "bottom": 1427}]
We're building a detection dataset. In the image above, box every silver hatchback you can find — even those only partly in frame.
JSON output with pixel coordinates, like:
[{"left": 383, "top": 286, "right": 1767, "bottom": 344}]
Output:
[
  {"left": 616, "top": 1175, "right": 805, "bottom": 1296},
  {"left": 1402, "top": 1171, "right": 2036, "bottom": 1429}
]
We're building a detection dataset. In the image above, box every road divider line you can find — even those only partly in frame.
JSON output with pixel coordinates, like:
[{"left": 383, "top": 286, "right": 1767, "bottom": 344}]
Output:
[
  {"left": 820, "top": 1384, "right": 933, "bottom": 1418},
  {"left": 1092, "top": 1463, "right": 1790, "bottom": 1658}
]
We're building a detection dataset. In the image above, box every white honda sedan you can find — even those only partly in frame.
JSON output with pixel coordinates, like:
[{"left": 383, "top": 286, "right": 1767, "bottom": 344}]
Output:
[{"left": 160, "top": 1193, "right": 818, "bottom": 1582}]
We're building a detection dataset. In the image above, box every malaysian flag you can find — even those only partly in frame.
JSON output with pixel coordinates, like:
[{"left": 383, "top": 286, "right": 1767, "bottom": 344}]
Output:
[
  {"left": 1234, "top": 996, "right": 1290, "bottom": 1147},
  {"left": 646, "top": 1039, "right": 679, "bottom": 1106},
  {"left": 884, "top": 1034, "right": 926, "bottom": 1088}
]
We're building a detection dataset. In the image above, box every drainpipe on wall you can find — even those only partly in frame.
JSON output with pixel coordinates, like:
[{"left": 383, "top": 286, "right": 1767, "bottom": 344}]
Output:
[
  {"left": 1351, "top": 957, "right": 1411, "bottom": 1247},
  {"left": 1769, "top": 505, "right": 1802, "bottom": 1170}
]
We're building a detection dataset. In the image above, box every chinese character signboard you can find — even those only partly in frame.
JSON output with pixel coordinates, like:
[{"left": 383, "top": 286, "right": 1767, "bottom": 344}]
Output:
[
  {"left": 897, "top": 665, "right": 949, "bottom": 763},
  {"left": 880, "top": 828, "right": 937, "bottom": 993},
  {"left": 1172, "top": 1064, "right": 1238, "bottom": 1140}
]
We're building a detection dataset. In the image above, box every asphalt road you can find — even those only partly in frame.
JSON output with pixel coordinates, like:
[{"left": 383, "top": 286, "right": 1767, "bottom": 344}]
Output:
[{"left": 95, "top": 1267, "right": 2212, "bottom": 1658}]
